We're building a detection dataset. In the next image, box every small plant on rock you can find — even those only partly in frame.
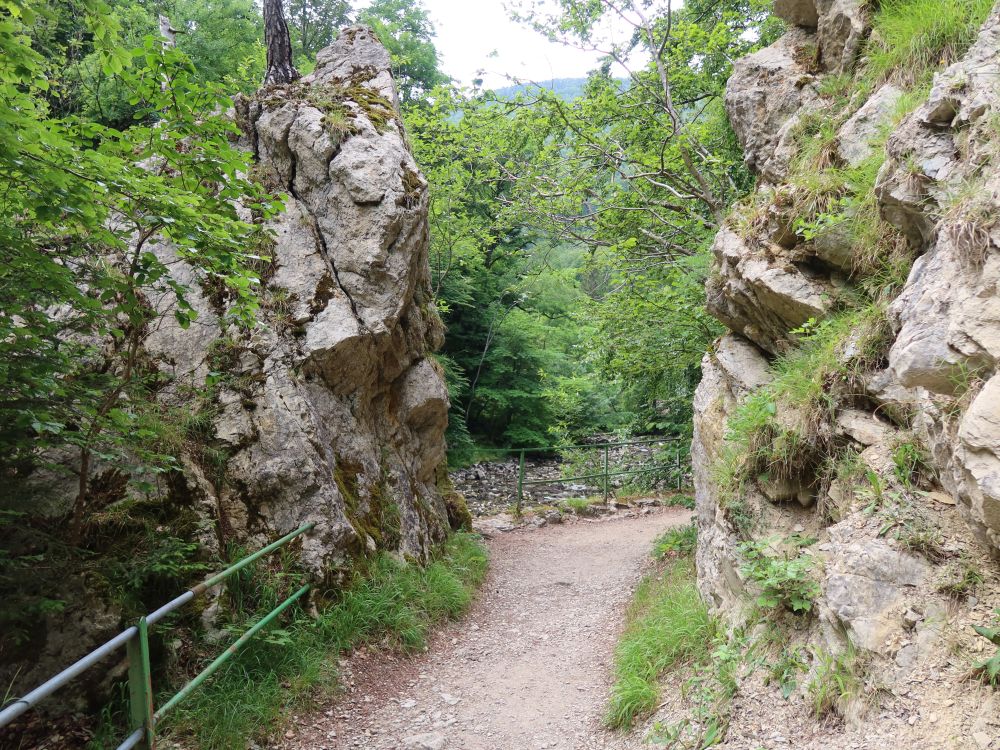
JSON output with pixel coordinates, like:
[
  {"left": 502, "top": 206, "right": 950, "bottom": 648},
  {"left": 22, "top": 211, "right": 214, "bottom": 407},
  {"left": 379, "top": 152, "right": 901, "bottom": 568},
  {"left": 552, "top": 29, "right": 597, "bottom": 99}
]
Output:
[
  {"left": 891, "top": 437, "right": 933, "bottom": 488},
  {"left": 937, "top": 555, "right": 984, "bottom": 600},
  {"left": 739, "top": 538, "right": 821, "bottom": 615},
  {"left": 972, "top": 609, "right": 1000, "bottom": 687},
  {"left": 767, "top": 644, "right": 810, "bottom": 699}
]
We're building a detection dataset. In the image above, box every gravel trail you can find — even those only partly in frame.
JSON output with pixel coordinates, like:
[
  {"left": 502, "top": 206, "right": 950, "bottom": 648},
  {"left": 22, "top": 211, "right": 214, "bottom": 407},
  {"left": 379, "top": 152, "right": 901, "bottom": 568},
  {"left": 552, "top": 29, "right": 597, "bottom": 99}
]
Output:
[{"left": 282, "top": 508, "right": 692, "bottom": 750}]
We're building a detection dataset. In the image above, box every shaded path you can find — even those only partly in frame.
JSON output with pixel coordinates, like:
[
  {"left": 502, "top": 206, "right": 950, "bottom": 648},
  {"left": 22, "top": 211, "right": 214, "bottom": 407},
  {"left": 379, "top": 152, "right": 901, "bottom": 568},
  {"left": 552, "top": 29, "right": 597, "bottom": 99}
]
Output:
[{"left": 281, "top": 508, "right": 692, "bottom": 750}]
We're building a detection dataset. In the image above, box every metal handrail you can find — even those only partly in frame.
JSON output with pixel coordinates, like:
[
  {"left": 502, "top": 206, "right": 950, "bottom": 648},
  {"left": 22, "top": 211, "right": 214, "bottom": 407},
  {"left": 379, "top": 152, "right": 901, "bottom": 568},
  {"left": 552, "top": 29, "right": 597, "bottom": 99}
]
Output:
[
  {"left": 512, "top": 437, "right": 690, "bottom": 512},
  {"left": 0, "top": 522, "right": 316, "bottom": 749},
  {"left": 475, "top": 435, "right": 684, "bottom": 456}
]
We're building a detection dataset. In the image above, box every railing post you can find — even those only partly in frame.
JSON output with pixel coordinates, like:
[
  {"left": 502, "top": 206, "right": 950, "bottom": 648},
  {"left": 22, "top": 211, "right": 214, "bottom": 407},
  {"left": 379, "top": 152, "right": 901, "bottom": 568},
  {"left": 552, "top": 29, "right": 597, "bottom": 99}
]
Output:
[
  {"left": 127, "top": 617, "right": 155, "bottom": 750},
  {"left": 517, "top": 450, "right": 525, "bottom": 516},
  {"left": 675, "top": 445, "right": 681, "bottom": 490},
  {"left": 603, "top": 444, "right": 609, "bottom": 502}
]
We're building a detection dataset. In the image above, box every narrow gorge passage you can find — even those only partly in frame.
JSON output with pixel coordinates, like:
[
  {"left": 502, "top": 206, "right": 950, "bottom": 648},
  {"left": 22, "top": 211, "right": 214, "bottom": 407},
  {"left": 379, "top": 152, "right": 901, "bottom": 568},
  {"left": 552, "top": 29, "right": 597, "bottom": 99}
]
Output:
[{"left": 281, "top": 509, "right": 693, "bottom": 750}]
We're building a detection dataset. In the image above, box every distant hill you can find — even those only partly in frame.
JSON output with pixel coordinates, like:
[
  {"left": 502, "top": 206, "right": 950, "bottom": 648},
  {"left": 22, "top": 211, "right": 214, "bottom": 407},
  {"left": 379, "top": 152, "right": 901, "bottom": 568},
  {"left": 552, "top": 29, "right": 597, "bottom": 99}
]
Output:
[{"left": 490, "top": 77, "right": 605, "bottom": 102}]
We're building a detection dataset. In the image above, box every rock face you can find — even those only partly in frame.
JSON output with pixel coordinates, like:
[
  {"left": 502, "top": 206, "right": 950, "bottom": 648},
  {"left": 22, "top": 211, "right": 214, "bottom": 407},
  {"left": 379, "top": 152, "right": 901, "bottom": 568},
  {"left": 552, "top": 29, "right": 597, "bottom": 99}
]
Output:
[
  {"left": 694, "top": 0, "right": 1000, "bottom": 707},
  {"left": 190, "top": 27, "right": 452, "bottom": 571},
  {"left": 1, "top": 28, "right": 456, "bottom": 707}
]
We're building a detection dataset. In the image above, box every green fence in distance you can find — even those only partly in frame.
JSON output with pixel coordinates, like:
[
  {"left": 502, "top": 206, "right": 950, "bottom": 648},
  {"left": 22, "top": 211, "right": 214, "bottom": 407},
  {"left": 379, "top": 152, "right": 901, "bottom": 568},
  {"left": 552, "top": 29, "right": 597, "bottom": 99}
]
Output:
[{"left": 509, "top": 437, "right": 689, "bottom": 514}]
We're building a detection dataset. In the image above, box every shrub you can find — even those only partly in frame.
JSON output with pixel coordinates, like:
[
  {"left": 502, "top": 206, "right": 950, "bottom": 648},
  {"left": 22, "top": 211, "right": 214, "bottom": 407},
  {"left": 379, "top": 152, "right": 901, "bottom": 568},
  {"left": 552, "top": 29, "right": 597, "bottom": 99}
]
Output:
[{"left": 739, "top": 538, "right": 821, "bottom": 615}]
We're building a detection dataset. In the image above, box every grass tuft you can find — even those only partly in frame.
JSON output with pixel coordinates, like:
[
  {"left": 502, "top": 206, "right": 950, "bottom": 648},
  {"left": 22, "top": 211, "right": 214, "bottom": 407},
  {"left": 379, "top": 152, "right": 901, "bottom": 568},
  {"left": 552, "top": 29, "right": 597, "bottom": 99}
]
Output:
[
  {"left": 865, "top": 0, "right": 994, "bottom": 86},
  {"left": 806, "top": 643, "right": 869, "bottom": 719},
  {"left": 605, "top": 554, "right": 715, "bottom": 729}
]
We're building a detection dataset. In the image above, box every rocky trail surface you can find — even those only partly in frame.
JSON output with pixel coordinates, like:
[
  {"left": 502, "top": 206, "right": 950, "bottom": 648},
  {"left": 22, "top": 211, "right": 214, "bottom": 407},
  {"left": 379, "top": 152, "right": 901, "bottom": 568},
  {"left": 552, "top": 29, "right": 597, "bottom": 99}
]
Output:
[{"left": 278, "top": 508, "right": 693, "bottom": 750}]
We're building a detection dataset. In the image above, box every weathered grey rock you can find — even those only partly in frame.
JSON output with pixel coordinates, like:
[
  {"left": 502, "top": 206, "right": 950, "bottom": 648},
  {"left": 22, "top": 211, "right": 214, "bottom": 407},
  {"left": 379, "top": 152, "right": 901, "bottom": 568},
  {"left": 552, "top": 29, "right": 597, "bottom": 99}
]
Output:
[
  {"left": 713, "top": 333, "right": 774, "bottom": 393},
  {"left": 878, "top": 7, "right": 1000, "bottom": 247},
  {"left": 213, "top": 27, "right": 453, "bottom": 572},
  {"left": 707, "top": 228, "right": 836, "bottom": 354},
  {"left": 810, "top": 212, "right": 856, "bottom": 270},
  {"left": 889, "top": 246, "right": 1000, "bottom": 393},
  {"left": 957, "top": 374, "right": 1000, "bottom": 549},
  {"left": 836, "top": 83, "right": 902, "bottom": 167},
  {"left": 725, "top": 28, "right": 821, "bottom": 182},
  {"left": 774, "top": 0, "right": 819, "bottom": 28},
  {"left": 823, "top": 537, "right": 929, "bottom": 651},
  {"left": 693, "top": 350, "right": 752, "bottom": 612},
  {"left": 835, "top": 409, "right": 893, "bottom": 447},
  {"left": 815, "top": 0, "right": 867, "bottom": 73},
  {"left": 403, "top": 732, "right": 446, "bottom": 750}
]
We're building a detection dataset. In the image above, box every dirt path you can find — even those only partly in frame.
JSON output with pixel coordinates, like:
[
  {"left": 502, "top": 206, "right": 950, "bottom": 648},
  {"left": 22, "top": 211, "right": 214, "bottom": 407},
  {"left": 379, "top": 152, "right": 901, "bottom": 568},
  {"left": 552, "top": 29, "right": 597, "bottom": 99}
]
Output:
[{"left": 280, "top": 508, "right": 692, "bottom": 750}]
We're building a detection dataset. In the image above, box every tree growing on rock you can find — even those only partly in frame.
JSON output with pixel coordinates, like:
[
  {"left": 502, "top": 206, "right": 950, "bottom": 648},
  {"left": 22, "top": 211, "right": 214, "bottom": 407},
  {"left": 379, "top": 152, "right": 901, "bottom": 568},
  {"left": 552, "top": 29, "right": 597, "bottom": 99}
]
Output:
[{"left": 264, "top": 0, "right": 300, "bottom": 84}]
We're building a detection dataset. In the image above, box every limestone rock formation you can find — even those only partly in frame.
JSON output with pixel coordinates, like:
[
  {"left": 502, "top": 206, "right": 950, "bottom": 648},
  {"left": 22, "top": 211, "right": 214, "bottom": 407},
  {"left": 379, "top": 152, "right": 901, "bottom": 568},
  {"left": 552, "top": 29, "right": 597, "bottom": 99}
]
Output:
[
  {"left": 197, "top": 26, "right": 453, "bottom": 569},
  {"left": 694, "top": 0, "right": 1000, "bottom": 733},
  {"left": 2, "top": 28, "right": 456, "bottom": 705}
]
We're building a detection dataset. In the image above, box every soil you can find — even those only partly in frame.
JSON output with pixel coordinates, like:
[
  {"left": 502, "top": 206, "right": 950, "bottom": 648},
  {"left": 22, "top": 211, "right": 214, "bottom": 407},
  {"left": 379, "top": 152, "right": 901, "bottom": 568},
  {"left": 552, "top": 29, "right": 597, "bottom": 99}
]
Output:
[{"left": 278, "top": 508, "right": 694, "bottom": 750}]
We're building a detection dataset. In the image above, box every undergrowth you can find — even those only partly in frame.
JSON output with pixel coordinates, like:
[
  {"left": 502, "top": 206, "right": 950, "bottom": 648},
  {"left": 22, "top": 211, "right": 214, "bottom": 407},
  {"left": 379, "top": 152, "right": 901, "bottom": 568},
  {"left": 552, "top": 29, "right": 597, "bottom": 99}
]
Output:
[
  {"left": 605, "top": 526, "right": 715, "bottom": 730},
  {"left": 713, "top": 306, "right": 891, "bottom": 536},
  {"left": 739, "top": 536, "right": 821, "bottom": 615},
  {"left": 93, "top": 533, "right": 488, "bottom": 750},
  {"left": 806, "top": 643, "right": 869, "bottom": 719}
]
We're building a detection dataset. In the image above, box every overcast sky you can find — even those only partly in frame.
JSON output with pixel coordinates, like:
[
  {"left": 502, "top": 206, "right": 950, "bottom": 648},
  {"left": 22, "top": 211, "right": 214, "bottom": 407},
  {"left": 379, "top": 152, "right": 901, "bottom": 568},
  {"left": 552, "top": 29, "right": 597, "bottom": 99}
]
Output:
[{"left": 417, "top": 0, "right": 610, "bottom": 90}]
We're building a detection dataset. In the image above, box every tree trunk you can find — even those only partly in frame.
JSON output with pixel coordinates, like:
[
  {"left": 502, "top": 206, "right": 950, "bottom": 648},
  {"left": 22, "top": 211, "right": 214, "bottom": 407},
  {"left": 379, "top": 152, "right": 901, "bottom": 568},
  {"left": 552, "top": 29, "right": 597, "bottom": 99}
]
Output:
[{"left": 263, "top": 0, "right": 300, "bottom": 85}]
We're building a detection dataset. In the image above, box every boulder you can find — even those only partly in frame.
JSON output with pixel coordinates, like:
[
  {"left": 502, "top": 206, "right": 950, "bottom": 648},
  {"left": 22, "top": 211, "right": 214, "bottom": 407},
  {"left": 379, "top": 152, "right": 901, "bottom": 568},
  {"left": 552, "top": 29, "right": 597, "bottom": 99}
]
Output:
[
  {"left": 707, "top": 228, "right": 836, "bottom": 354},
  {"left": 725, "top": 28, "right": 820, "bottom": 182},
  {"left": 823, "top": 537, "right": 929, "bottom": 652},
  {"left": 815, "top": 0, "right": 867, "bottom": 73},
  {"left": 774, "top": 0, "right": 819, "bottom": 28},
  {"left": 836, "top": 83, "right": 902, "bottom": 167},
  {"left": 144, "top": 26, "right": 452, "bottom": 574},
  {"left": 956, "top": 375, "right": 1000, "bottom": 550}
]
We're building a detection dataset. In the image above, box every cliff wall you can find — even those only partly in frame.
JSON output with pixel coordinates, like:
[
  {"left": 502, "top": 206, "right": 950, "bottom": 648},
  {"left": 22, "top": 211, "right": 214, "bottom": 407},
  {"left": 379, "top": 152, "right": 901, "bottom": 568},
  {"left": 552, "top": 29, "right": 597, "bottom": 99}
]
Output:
[{"left": 693, "top": 0, "right": 1000, "bottom": 740}]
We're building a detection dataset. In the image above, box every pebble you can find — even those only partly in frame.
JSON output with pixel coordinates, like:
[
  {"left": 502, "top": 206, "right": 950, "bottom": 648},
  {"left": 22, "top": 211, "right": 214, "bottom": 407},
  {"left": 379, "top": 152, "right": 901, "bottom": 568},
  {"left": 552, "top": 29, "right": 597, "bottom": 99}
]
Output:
[{"left": 402, "top": 733, "right": 446, "bottom": 750}]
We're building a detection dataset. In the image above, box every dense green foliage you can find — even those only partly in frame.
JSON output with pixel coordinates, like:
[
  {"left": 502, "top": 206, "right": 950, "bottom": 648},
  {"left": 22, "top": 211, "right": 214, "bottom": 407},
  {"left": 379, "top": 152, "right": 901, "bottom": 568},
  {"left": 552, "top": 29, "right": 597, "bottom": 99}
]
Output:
[
  {"left": 400, "top": 0, "right": 786, "bottom": 460},
  {"left": 0, "top": 0, "right": 281, "bottom": 538}
]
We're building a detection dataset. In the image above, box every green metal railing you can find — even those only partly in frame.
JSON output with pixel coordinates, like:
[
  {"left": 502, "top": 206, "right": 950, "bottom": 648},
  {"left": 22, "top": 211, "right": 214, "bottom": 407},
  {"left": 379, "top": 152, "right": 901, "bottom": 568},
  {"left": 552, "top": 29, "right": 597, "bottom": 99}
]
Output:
[
  {"left": 510, "top": 437, "right": 689, "bottom": 514},
  {"left": 0, "top": 522, "right": 316, "bottom": 749}
]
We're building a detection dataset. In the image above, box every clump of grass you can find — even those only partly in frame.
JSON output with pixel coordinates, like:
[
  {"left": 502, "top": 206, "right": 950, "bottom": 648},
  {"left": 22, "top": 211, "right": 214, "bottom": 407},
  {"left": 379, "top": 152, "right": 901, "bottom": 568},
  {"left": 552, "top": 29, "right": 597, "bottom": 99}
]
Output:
[
  {"left": 713, "top": 306, "right": 891, "bottom": 533},
  {"left": 891, "top": 435, "right": 933, "bottom": 488},
  {"left": 807, "top": 643, "right": 869, "bottom": 719},
  {"left": 605, "top": 556, "right": 715, "bottom": 729},
  {"left": 157, "top": 533, "right": 487, "bottom": 750},
  {"left": 865, "top": 0, "right": 994, "bottom": 86},
  {"left": 875, "top": 489, "right": 948, "bottom": 562},
  {"left": 653, "top": 523, "right": 697, "bottom": 559},
  {"left": 936, "top": 555, "right": 984, "bottom": 599}
]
